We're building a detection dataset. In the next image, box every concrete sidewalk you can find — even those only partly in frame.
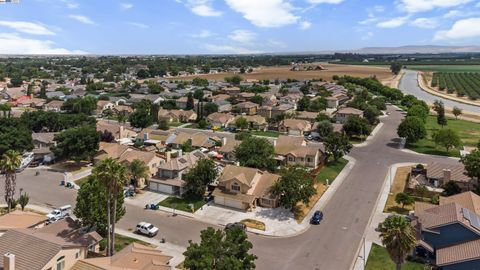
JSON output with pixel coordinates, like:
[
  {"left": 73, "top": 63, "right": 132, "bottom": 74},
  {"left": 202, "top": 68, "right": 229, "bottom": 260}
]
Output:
[{"left": 352, "top": 162, "right": 416, "bottom": 270}]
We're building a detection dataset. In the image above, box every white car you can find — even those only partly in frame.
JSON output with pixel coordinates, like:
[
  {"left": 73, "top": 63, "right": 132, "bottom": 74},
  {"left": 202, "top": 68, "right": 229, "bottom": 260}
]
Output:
[
  {"left": 46, "top": 205, "right": 71, "bottom": 224},
  {"left": 136, "top": 222, "right": 159, "bottom": 237}
]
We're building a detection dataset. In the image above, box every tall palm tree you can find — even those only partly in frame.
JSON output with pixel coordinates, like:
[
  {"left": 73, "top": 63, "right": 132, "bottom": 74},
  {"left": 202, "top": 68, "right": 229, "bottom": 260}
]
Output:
[
  {"left": 128, "top": 159, "right": 150, "bottom": 188},
  {"left": 0, "top": 150, "right": 22, "bottom": 213},
  {"left": 378, "top": 215, "right": 417, "bottom": 270},
  {"left": 94, "top": 158, "right": 128, "bottom": 256}
]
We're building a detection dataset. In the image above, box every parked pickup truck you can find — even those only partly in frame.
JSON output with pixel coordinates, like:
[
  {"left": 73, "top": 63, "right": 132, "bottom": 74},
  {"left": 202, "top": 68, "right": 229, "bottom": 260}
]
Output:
[
  {"left": 46, "top": 205, "right": 71, "bottom": 224},
  {"left": 136, "top": 222, "right": 159, "bottom": 237}
]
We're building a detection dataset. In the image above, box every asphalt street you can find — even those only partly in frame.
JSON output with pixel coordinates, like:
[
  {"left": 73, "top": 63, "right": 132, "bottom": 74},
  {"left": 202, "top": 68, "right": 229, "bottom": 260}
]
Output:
[
  {"left": 399, "top": 69, "right": 480, "bottom": 114},
  {"left": 6, "top": 106, "right": 462, "bottom": 270}
]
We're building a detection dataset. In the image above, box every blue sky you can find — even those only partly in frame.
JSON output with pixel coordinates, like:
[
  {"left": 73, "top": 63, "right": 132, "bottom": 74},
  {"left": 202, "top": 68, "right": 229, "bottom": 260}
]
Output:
[{"left": 0, "top": 0, "right": 480, "bottom": 54}]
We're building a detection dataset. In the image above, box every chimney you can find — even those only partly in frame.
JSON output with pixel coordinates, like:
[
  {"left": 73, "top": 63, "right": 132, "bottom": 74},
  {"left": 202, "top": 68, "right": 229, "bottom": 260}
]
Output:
[
  {"left": 273, "top": 139, "right": 277, "bottom": 147},
  {"left": 119, "top": 125, "right": 125, "bottom": 139},
  {"left": 443, "top": 169, "right": 452, "bottom": 183},
  {"left": 144, "top": 133, "right": 149, "bottom": 141},
  {"left": 4, "top": 253, "right": 15, "bottom": 270},
  {"left": 166, "top": 152, "right": 171, "bottom": 163},
  {"left": 222, "top": 137, "right": 227, "bottom": 146}
]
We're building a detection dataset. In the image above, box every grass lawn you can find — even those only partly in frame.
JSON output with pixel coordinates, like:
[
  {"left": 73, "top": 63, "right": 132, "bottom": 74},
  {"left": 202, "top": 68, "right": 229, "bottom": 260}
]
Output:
[
  {"left": 366, "top": 244, "right": 425, "bottom": 270},
  {"left": 408, "top": 65, "right": 480, "bottom": 72},
  {"left": 169, "top": 122, "right": 184, "bottom": 127},
  {"left": 407, "top": 115, "right": 480, "bottom": 157},
  {"left": 249, "top": 130, "right": 280, "bottom": 138},
  {"left": 100, "top": 233, "right": 156, "bottom": 253},
  {"left": 158, "top": 194, "right": 206, "bottom": 213},
  {"left": 74, "top": 177, "right": 88, "bottom": 187},
  {"left": 316, "top": 158, "right": 348, "bottom": 185},
  {"left": 384, "top": 166, "right": 413, "bottom": 215}
]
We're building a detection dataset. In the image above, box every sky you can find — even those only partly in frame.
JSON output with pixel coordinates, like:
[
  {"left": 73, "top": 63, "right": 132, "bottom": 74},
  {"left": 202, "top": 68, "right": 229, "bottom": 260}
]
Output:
[{"left": 0, "top": 0, "right": 480, "bottom": 54}]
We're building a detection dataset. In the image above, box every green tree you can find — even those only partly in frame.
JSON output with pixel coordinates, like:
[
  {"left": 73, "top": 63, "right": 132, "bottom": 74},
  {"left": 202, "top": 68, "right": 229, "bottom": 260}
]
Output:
[
  {"left": 343, "top": 116, "right": 371, "bottom": 138},
  {"left": 225, "top": 75, "right": 242, "bottom": 85},
  {"left": 94, "top": 158, "right": 129, "bottom": 256},
  {"left": 397, "top": 117, "right": 426, "bottom": 144},
  {"left": 62, "top": 96, "right": 98, "bottom": 115},
  {"left": 442, "top": 181, "right": 462, "bottom": 196},
  {"left": 186, "top": 93, "right": 195, "bottom": 110},
  {"left": 18, "top": 192, "right": 29, "bottom": 211},
  {"left": 184, "top": 158, "right": 218, "bottom": 197},
  {"left": 0, "top": 150, "right": 22, "bottom": 213},
  {"left": 452, "top": 106, "right": 462, "bottom": 120},
  {"left": 363, "top": 105, "right": 381, "bottom": 125},
  {"left": 129, "top": 109, "right": 154, "bottom": 129},
  {"left": 272, "top": 166, "right": 316, "bottom": 210},
  {"left": 250, "top": 95, "right": 263, "bottom": 106},
  {"left": 183, "top": 227, "right": 256, "bottom": 270},
  {"left": 234, "top": 137, "right": 275, "bottom": 170},
  {"left": 235, "top": 117, "right": 249, "bottom": 130},
  {"left": 461, "top": 150, "right": 480, "bottom": 180},
  {"left": 0, "top": 118, "right": 33, "bottom": 155},
  {"left": 407, "top": 105, "right": 428, "bottom": 122},
  {"left": 127, "top": 159, "right": 150, "bottom": 188},
  {"left": 51, "top": 125, "right": 100, "bottom": 164},
  {"left": 394, "top": 192, "right": 414, "bottom": 208},
  {"left": 432, "top": 129, "right": 461, "bottom": 152},
  {"left": 158, "top": 119, "right": 169, "bottom": 131},
  {"left": 193, "top": 89, "right": 204, "bottom": 101},
  {"left": 317, "top": 120, "right": 333, "bottom": 139},
  {"left": 323, "top": 132, "right": 352, "bottom": 162},
  {"left": 308, "top": 97, "right": 327, "bottom": 112},
  {"left": 203, "top": 102, "right": 219, "bottom": 116},
  {"left": 297, "top": 96, "right": 310, "bottom": 111},
  {"left": 390, "top": 62, "right": 403, "bottom": 75},
  {"left": 370, "top": 97, "right": 387, "bottom": 110},
  {"left": 192, "top": 77, "right": 209, "bottom": 87},
  {"left": 315, "top": 113, "right": 330, "bottom": 122},
  {"left": 378, "top": 215, "right": 416, "bottom": 270},
  {"left": 433, "top": 100, "right": 447, "bottom": 127},
  {"left": 181, "top": 140, "right": 194, "bottom": 153}
]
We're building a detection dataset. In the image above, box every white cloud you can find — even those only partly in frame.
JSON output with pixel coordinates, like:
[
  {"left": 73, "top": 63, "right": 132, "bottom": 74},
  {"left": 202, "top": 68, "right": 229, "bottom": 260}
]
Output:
[
  {"left": 361, "top": 31, "right": 374, "bottom": 40},
  {"left": 398, "top": 0, "right": 475, "bottom": 13},
  {"left": 204, "top": 43, "right": 262, "bottom": 54},
  {"left": 373, "top": 5, "right": 385, "bottom": 12},
  {"left": 191, "top": 29, "right": 216, "bottom": 38},
  {"left": 0, "top": 21, "right": 55, "bottom": 35},
  {"left": 126, "top": 22, "right": 148, "bottom": 29},
  {"left": 0, "top": 33, "right": 86, "bottom": 54},
  {"left": 376, "top": 16, "right": 409, "bottom": 28},
  {"left": 68, "top": 15, "right": 95, "bottom": 25},
  {"left": 60, "top": 0, "right": 79, "bottom": 9},
  {"left": 225, "top": 0, "right": 299, "bottom": 28},
  {"left": 434, "top": 17, "right": 480, "bottom": 40},
  {"left": 299, "top": 21, "right": 312, "bottom": 30},
  {"left": 180, "top": 0, "right": 222, "bottom": 17},
  {"left": 411, "top": 17, "right": 439, "bottom": 28},
  {"left": 307, "top": 0, "right": 344, "bottom": 4},
  {"left": 120, "top": 3, "right": 133, "bottom": 10},
  {"left": 228, "top": 29, "right": 256, "bottom": 43}
]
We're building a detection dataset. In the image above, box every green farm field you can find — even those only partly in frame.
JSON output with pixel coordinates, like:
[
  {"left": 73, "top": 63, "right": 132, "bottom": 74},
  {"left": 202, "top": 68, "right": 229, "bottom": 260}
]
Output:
[{"left": 408, "top": 65, "right": 480, "bottom": 72}]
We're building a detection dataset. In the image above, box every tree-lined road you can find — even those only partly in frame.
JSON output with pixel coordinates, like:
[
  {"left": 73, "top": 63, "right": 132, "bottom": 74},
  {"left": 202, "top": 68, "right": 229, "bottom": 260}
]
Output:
[{"left": 7, "top": 106, "right": 461, "bottom": 270}]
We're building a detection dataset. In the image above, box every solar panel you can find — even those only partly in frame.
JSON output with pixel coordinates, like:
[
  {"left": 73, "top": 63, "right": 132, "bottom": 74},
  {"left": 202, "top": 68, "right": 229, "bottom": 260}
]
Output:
[
  {"left": 463, "top": 208, "right": 471, "bottom": 221},
  {"left": 471, "top": 213, "right": 480, "bottom": 230}
]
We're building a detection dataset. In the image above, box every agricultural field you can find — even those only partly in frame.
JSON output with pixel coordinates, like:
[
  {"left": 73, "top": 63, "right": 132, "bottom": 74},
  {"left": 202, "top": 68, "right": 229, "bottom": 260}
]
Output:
[
  {"left": 169, "top": 63, "right": 393, "bottom": 81},
  {"left": 430, "top": 72, "right": 480, "bottom": 99},
  {"left": 408, "top": 65, "right": 480, "bottom": 72}
]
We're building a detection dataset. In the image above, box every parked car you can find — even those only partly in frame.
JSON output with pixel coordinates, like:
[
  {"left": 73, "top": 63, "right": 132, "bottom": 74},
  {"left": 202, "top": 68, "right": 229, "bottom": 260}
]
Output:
[
  {"left": 46, "top": 205, "right": 71, "bottom": 224},
  {"left": 136, "top": 222, "right": 159, "bottom": 237},
  {"left": 310, "top": 210, "right": 323, "bottom": 225},
  {"left": 225, "top": 222, "right": 246, "bottom": 231}
]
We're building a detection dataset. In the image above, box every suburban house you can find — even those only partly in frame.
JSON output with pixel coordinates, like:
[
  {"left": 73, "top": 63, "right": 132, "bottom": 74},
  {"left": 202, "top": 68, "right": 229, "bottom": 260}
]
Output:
[
  {"left": 412, "top": 192, "right": 480, "bottom": 269},
  {"left": 96, "top": 121, "right": 137, "bottom": 142},
  {"left": 258, "top": 104, "right": 295, "bottom": 119},
  {"left": 278, "top": 119, "right": 312, "bottom": 136},
  {"left": 234, "top": 101, "right": 259, "bottom": 115},
  {"left": 295, "top": 111, "right": 319, "bottom": 123},
  {"left": 206, "top": 112, "right": 235, "bottom": 128},
  {"left": 149, "top": 150, "right": 207, "bottom": 195},
  {"left": 158, "top": 109, "right": 197, "bottom": 123},
  {"left": 71, "top": 243, "right": 172, "bottom": 270},
  {"left": 32, "top": 132, "right": 57, "bottom": 163},
  {"left": 223, "top": 86, "right": 241, "bottom": 95},
  {"left": 274, "top": 135, "right": 326, "bottom": 168},
  {"left": 0, "top": 210, "right": 46, "bottom": 232},
  {"left": 213, "top": 165, "right": 280, "bottom": 210},
  {"left": 95, "top": 100, "right": 115, "bottom": 114},
  {"left": 175, "top": 96, "right": 198, "bottom": 109},
  {"left": 334, "top": 107, "right": 364, "bottom": 124},
  {"left": 229, "top": 115, "right": 268, "bottom": 131},
  {"left": 218, "top": 139, "right": 241, "bottom": 161},
  {"left": 214, "top": 100, "right": 233, "bottom": 112},
  {"left": 0, "top": 217, "right": 102, "bottom": 270},
  {"left": 43, "top": 100, "right": 65, "bottom": 112},
  {"left": 326, "top": 93, "right": 350, "bottom": 109},
  {"left": 424, "top": 162, "right": 474, "bottom": 191},
  {"left": 136, "top": 129, "right": 171, "bottom": 146},
  {"left": 168, "top": 132, "right": 218, "bottom": 149}
]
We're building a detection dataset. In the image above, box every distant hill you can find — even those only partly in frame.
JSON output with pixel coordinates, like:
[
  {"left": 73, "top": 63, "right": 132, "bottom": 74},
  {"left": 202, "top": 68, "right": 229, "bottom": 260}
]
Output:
[{"left": 352, "top": 45, "right": 480, "bottom": 54}]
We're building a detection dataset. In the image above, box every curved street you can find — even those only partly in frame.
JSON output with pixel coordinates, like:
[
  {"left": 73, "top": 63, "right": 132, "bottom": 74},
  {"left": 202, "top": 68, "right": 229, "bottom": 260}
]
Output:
[
  {"left": 399, "top": 70, "right": 480, "bottom": 114},
  {"left": 9, "top": 105, "right": 463, "bottom": 270}
]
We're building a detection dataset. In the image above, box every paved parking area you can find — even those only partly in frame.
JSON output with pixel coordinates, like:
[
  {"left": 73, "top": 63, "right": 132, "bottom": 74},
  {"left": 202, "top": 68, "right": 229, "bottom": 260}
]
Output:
[{"left": 125, "top": 191, "right": 169, "bottom": 208}]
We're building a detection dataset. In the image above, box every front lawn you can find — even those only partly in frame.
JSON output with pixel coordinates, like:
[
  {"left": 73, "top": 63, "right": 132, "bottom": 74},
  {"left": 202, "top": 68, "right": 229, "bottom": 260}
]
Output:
[
  {"left": 158, "top": 194, "right": 206, "bottom": 213},
  {"left": 407, "top": 115, "right": 480, "bottom": 157},
  {"left": 366, "top": 243, "right": 425, "bottom": 270},
  {"left": 169, "top": 122, "right": 184, "bottom": 127},
  {"left": 249, "top": 130, "right": 280, "bottom": 138},
  {"left": 316, "top": 158, "right": 348, "bottom": 185}
]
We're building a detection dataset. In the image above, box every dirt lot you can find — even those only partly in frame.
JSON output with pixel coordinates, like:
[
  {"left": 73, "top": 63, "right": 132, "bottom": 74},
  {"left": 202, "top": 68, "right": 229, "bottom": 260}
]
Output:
[{"left": 168, "top": 63, "right": 393, "bottom": 82}]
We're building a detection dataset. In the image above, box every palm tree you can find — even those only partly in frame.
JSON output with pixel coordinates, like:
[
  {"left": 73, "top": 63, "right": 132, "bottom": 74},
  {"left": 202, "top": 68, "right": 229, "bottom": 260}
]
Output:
[
  {"left": 378, "top": 215, "right": 417, "bottom": 270},
  {"left": 116, "top": 111, "right": 128, "bottom": 126},
  {"left": 128, "top": 159, "right": 150, "bottom": 188},
  {"left": 94, "top": 158, "right": 128, "bottom": 256},
  {"left": 0, "top": 150, "right": 22, "bottom": 213}
]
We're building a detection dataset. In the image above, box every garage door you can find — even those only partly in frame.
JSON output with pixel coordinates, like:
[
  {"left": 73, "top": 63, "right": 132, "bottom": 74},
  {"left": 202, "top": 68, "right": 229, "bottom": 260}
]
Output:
[
  {"left": 150, "top": 182, "right": 173, "bottom": 194},
  {"left": 223, "top": 198, "right": 243, "bottom": 209}
]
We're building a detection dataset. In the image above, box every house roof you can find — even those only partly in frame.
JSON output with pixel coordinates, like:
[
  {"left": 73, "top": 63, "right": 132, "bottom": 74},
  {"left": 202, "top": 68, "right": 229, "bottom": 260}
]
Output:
[
  {"left": 252, "top": 173, "right": 280, "bottom": 198},
  {"left": 235, "top": 101, "right": 258, "bottom": 109},
  {"left": 218, "top": 165, "right": 260, "bottom": 187},
  {"left": 426, "top": 162, "right": 471, "bottom": 183},
  {"left": 98, "top": 142, "right": 130, "bottom": 159},
  {"left": 118, "top": 149, "right": 158, "bottom": 165},
  {"left": 137, "top": 129, "right": 171, "bottom": 142},
  {"left": 0, "top": 210, "right": 46, "bottom": 231},
  {"left": 233, "top": 115, "right": 266, "bottom": 125},
  {"left": 32, "top": 132, "right": 57, "bottom": 144},
  {"left": 296, "top": 111, "right": 319, "bottom": 120},
  {"left": 440, "top": 192, "right": 480, "bottom": 215},
  {"left": 336, "top": 107, "right": 363, "bottom": 115},
  {"left": 218, "top": 139, "right": 241, "bottom": 154},
  {"left": 45, "top": 100, "right": 64, "bottom": 109},
  {"left": 274, "top": 135, "right": 306, "bottom": 155},
  {"left": 207, "top": 112, "right": 234, "bottom": 124},
  {"left": 279, "top": 119, "right": 311, "bottom": 131},
  {"left": 157, "top": 150, "right": 206, "bottom": 171},
  {"left": 437, "top": 238, "right": 480, "bottom": 266}
]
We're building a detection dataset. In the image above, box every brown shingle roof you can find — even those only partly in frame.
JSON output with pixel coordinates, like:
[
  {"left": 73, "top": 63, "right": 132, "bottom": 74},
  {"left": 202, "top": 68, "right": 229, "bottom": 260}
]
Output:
[
  {"left": 437, "top": 238, "right": 480, "bottom": 266},
  {"left": 218, "top": 139, "right": 241, "bottom": 154},
  {"left": 0, "top": 210, "right": 46, "bottom": 231},
  {"left": 218, "top": 165, "right": 259, "bottom": 187},
  {"left": 279, "top": 119, "right": 311, "bottom": 131},
  {"left": 158, "top": 150, "right": 207, "bottom": 171},
  {"left": 440, "top": 192, "right": 480, "bottom": 215},
  {"left": 426, "top": 162, "right": 471, "bottom": 183},
  {"left": 337, "top": 107, "right": 363, "bottom": 115}
]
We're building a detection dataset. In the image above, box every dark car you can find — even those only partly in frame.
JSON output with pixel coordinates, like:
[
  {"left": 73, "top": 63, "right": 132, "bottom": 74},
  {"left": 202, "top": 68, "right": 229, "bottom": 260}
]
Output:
[
  {"left": 310, "top": 210, "right": 323, "bottom": 225},
  {"left": 225, "top": 222, "right": 247, "bottom": 231}
]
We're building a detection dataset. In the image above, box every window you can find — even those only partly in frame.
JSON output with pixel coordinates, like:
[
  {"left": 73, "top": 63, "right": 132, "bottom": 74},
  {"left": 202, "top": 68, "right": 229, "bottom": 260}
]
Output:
[
  {"left": 231, "top": 183, "right": 240, "bottom": 192},
  {"left": 300, "top": 157, "right": 304, "bottom": 162},
  {"left": 75, "top": 251, "right": 80, "bottom": 259},
  {"left": 288, "top": 156, "right": 294, "bottom": 162},
  {"left": 261, "top": 198, "right": 272, "bottom": 205},
  {"left": 56, "top": 256, "right": 65, "bottom": 270}
]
